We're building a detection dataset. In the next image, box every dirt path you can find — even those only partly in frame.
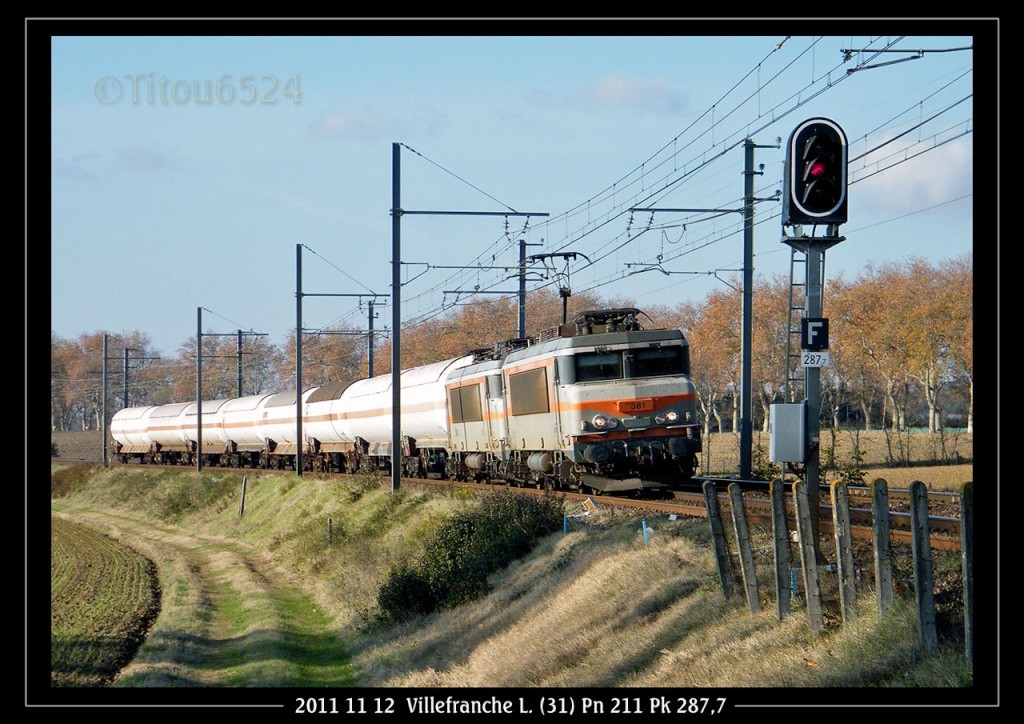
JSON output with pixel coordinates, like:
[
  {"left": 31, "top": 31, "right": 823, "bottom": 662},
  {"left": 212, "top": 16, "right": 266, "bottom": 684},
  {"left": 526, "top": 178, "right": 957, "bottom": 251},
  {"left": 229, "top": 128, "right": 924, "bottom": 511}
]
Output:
[{"left": 52, "top": 506, "right": 355, "bottom": 687}]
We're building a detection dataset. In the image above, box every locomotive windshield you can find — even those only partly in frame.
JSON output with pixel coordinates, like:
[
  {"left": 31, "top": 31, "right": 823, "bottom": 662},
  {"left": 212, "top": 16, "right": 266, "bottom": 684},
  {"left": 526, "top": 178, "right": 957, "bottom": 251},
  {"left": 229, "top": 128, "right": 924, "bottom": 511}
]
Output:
[
  {"left": 560, "top": 345, "right": 688, "bottom": 383},
  {"left": 575, "top": 351, "right": 621, "bottom": 381}
]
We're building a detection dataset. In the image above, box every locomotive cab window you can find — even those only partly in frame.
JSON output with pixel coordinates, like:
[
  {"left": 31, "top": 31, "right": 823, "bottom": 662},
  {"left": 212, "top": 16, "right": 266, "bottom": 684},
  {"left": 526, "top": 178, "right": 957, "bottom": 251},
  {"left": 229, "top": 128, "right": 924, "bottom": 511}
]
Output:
[
  {"left": 627, "top": 346, "right": 688, "bottom": 377},
  {"left": 574, "top": 352, "right": 622, "bottom": 382},
  {"left": 569, "top": 345, "right": 688, "bottom": 383}
]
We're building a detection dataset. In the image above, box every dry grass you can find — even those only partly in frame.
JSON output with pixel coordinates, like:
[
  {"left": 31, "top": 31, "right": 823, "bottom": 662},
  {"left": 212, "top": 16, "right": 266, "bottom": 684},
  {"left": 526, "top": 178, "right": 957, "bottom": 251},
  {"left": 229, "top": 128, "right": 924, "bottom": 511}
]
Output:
[
  {"left": 348, "top": 506, "right": 971, "bottom": 689},
  {"left": 49, "top": 464, "right": 975, "bottom": 692}
]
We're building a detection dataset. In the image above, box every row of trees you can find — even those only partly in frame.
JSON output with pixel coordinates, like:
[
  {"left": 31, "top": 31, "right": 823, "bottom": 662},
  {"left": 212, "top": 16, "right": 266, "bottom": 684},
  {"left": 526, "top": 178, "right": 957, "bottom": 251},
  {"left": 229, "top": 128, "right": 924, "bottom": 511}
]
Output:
[
  {"left": 51, "top": 255, "right": 973, "bottom": 439},
  {"left": 682, "top": 254, "right": 973, "bottom": 437}
]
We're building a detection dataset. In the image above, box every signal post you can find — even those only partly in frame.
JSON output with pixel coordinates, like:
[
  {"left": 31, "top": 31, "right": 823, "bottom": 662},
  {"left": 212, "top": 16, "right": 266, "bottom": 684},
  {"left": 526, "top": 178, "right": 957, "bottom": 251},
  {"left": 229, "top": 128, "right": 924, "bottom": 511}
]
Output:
[{"left": 779, "top": 118, "right": 848, "bottom": 551}]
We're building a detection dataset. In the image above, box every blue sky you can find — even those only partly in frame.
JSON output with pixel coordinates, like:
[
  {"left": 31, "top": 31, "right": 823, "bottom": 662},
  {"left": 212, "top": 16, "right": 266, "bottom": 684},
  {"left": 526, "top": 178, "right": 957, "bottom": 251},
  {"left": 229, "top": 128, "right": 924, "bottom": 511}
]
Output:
[{"left": 47, "top": 24, "right": 983, "bottom": 356}]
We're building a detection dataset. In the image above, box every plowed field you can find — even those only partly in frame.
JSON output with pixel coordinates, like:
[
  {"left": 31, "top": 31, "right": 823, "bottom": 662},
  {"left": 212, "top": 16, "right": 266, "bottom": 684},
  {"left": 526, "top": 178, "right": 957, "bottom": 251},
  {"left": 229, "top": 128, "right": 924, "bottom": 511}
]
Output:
[{"left": 51, "top": 516, "right": 160, "bottom": 686}]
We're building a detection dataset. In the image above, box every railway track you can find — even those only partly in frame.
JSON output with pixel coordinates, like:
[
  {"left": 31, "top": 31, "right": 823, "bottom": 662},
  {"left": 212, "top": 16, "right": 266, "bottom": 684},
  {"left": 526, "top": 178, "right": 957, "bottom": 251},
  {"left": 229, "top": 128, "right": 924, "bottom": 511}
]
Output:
[
  {"left": 64, "top": 460, "right": 963, "bottom": 551},
  {"left": 406, "top": 476, "right": 962, "bottom": 552}
]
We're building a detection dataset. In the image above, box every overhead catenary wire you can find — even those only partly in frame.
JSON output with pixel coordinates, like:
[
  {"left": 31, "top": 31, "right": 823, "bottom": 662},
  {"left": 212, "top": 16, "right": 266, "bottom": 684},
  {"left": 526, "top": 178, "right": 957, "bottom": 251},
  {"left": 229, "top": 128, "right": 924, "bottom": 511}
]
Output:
[
  {"left": 399, "top": 37, "right": 821, "bottom": 327},
  {"left": 395, "top": 35, "right": 971, "bottom": 334}
]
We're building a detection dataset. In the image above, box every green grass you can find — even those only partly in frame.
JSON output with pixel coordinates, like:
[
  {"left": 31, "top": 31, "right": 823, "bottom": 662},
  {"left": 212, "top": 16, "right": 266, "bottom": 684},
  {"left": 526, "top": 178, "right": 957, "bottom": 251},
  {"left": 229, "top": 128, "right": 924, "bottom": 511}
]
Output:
[{"left": 56, "top": 505, "right": 357, "bottom": 688}]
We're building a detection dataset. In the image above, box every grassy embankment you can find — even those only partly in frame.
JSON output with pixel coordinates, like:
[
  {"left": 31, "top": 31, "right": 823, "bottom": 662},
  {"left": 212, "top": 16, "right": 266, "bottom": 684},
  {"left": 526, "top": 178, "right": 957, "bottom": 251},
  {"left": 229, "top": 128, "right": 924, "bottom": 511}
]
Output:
[{"left": 49, "top": 461, "right": 973, "bottom": 689}]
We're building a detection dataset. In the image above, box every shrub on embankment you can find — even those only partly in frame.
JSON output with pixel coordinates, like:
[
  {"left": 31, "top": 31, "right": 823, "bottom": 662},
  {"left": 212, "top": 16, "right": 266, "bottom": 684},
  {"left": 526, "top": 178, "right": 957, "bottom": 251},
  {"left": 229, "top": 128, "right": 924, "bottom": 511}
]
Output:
[{"left": 376, "top": 490, "right": 564, "bottom": 622}]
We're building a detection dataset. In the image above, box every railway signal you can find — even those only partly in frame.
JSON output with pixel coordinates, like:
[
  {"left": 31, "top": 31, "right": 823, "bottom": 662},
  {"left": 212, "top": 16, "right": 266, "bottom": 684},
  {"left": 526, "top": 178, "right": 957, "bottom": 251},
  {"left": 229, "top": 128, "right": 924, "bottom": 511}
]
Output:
[{"left": 782, "top": 117, "right": 848, "bottom": 226}]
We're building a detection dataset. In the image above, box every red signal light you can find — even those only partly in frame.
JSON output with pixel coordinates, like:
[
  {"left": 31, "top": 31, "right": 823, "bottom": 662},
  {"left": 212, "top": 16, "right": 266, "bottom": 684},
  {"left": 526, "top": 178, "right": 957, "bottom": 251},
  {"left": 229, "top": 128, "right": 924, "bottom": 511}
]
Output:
[{"left": 783, "top": 117, "right": 848, "bottom": 225}]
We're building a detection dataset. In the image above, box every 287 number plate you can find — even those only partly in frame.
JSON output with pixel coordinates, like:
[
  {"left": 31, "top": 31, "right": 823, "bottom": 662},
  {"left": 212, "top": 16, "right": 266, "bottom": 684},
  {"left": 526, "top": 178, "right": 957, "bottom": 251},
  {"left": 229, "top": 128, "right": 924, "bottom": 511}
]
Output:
[{"left": 801, "top": 351, "right": 830, "bottom": 367}]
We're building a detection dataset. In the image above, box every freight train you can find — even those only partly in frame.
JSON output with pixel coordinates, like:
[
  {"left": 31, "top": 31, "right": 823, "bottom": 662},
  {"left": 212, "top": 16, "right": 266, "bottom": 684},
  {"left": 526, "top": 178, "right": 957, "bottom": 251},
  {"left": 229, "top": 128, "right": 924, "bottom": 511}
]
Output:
[{"left": 110, "top": 308, "right": 702, "bottom": 493}]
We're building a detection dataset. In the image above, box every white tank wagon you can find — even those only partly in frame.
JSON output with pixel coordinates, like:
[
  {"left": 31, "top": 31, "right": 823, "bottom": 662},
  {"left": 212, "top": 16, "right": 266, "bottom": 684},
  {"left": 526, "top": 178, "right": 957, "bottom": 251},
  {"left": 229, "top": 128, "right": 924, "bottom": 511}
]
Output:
[
  {"left": 144, "top": 402, "right": 194, "bottom": 464},
  {"left": 333, "top": 356, "right": 475, "bottom": 477},
  {"left": 111, "top": 401, "right": 193, "bottom": 464},
  {"left": 302, "top": 381, "right": 361, "bottom": 473},
  {"left": 110, "top": 405, "right": 158, "bottom": 460},
  {"left": 183, "top": 400, "right": 231, "bottom": 464},
  {"left": 257, "top": 388, "right": 319, "bottom": 468},
  {"left": 216, "top": 393, "right": 274, "bottom": 467}
]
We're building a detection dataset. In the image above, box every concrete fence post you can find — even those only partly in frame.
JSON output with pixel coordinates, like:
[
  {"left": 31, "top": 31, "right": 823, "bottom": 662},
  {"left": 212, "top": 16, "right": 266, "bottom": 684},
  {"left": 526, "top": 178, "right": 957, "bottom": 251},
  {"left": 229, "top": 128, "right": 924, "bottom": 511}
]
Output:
[
  {"left": 909, "top": 481, "right": 938, "bottom": 650},
  {"left": 729, "top": 483, "right": 760, "bottom": 613},
  {"left": 870, "top": 478, "right": 894, "bottom": 614},
  {"left": 703, "top": 480, "right": 735, "bottom": 600},
  {"left": 771, "top": 479, "right": 792, "bottom": 620},
  {"left": 960, "top": 481, "right": 973, "bottom": 662},
  {"left": 830, "top": 481, "right": 857, "bottom": 623},
  {"left": 793, "top": 480, "right": 824, "bottom": 633}
]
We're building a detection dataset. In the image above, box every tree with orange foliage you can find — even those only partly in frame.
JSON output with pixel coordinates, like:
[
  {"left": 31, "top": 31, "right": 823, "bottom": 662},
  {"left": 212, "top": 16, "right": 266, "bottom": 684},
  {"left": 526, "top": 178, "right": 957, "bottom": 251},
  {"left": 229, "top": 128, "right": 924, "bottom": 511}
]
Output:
[
  {"left": 835, "top": 261, "right": 916, "bottom": 434},
  {"left": 750, "top": 274, "right": 793, "bottom": 431},
  {"left": 901, "top": 258, "right": 958, "bottom": 433},
  {"left": 831, "top": 277, "right": 886, "bottom": 430},
  {"left": 50, "top": 333, "right": 81, "bottom": 431},
  {"left": 938, "top": 253, "right": 973, "bottom": 432},
  {"left": 279, "top": 330, "right": 362, "bottom": 390},
  {"left": 687, "top": 286, "right": 742, "bottom": 466},
  {"left": 377, "top": 287, "right": 607, "bottom": 374},
  {"left": 170, "top": 330, "right": 286, "bottom": 401},
  {"left": 50, "top": 330, "right": 163, "bottom": 430}
]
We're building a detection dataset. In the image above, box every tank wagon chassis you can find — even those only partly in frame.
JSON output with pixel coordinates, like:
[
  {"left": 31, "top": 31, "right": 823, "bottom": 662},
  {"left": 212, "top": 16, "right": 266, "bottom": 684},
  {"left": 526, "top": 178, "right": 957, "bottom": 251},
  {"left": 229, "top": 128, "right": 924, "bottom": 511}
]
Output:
[
  {"left": 112, "top": 308, "right": 702, "bottom": 495},
  {"left": 116, "top": 435, "right": 699, "bottom": 495}
]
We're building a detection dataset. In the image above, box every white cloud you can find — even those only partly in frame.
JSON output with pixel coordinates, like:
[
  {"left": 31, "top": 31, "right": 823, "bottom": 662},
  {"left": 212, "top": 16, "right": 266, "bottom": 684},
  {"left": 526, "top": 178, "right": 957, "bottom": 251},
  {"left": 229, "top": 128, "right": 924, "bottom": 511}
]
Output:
[
  {"left": 855, "top": 135, "right": 972, "bottom": 215},
  {"left": 579, "top": 72, "right": 688, "bottom": 115},
  {"left": 310, "top": 109, "right": 389, "bottom": 140},
  {"left": 52, "top": 145, "right": 169, "bottom": 179},
  {"left": 52, "top": 157, "right": 95, "bottom": 180},
  {"left": 114, "top": 143, "right": 168, "bottom": 173}
]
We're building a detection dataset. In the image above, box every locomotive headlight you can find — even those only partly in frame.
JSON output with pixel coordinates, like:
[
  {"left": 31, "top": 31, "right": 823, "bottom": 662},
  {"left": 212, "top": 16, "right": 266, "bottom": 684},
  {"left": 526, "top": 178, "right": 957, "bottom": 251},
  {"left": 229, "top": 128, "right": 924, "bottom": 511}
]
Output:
[
  {"left": 592, "top": 414, "right": 619, "bottom": 429},
  {"left": 655, "top": 410, "right": 680, "bottom": 425}
]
